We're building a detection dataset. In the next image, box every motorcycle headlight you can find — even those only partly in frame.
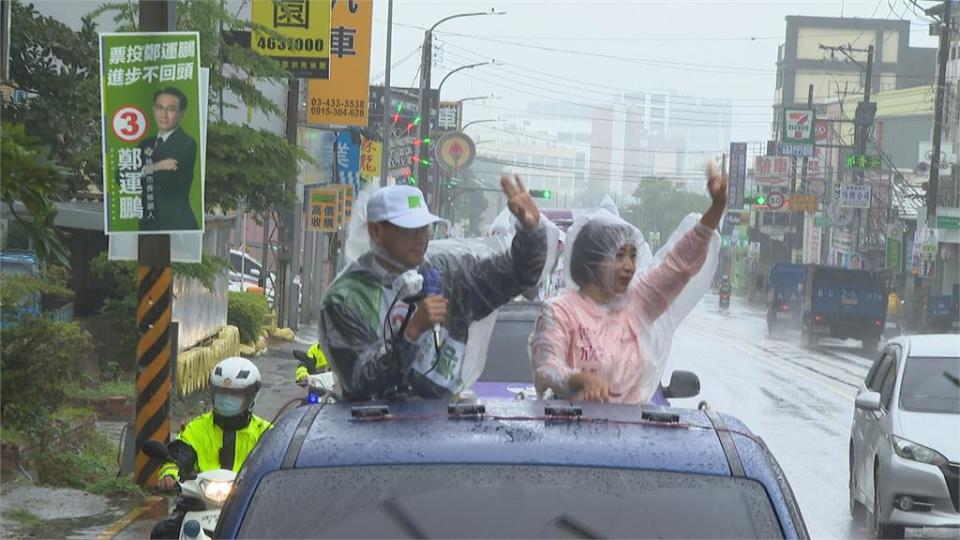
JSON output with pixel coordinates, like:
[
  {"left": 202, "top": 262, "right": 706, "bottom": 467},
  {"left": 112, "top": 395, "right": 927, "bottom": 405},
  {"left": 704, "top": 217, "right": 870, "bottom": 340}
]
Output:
[
  {"left": 200, "top": 479, "right": 232, "bottom": 504},
  {"left": 892, "top": 436, "right": 949, "bottom": 466}
]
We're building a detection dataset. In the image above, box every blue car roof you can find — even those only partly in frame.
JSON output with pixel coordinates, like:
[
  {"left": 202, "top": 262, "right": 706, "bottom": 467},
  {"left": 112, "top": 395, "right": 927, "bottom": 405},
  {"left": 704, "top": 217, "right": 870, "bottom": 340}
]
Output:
[{"left": 222, "top": 399, "right": 807, "bottom": 538}]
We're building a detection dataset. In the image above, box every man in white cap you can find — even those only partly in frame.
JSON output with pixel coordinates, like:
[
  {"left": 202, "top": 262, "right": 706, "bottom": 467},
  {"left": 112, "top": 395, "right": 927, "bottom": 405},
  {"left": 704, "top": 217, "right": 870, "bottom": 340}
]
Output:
[{"left": 319, "top": 175, "right": 546, "bottom": 400}]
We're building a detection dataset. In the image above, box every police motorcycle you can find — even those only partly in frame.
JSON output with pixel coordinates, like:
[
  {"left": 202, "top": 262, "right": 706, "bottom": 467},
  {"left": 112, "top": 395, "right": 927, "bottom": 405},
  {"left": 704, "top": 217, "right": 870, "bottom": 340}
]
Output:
[
  {"left": 293, "top": 349, "right": 337, "bottom": 404},
  {"left": 142, "top": 440, "right": 233, "bottom": 540}
]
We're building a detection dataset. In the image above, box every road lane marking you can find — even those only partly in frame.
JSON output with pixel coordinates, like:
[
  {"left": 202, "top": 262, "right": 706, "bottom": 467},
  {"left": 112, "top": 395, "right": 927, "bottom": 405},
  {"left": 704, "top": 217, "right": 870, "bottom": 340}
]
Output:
[
  {"left": 688, "top": 326, "right": 855, "bottom": 401},
  {"left": 96, "top": 496, "right": 164, "bottom": 540}
]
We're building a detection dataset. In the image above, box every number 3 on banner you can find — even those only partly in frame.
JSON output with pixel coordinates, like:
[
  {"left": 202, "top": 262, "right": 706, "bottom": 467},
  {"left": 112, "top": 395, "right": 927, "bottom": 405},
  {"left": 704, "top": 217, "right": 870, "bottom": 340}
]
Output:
[{"left": 112, "top": 106, "right": 147, "bottom": 142}]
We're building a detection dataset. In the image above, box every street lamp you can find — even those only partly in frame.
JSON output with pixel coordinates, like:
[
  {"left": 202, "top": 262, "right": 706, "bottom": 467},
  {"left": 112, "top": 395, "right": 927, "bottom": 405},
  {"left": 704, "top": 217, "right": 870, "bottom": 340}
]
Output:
[
  {"left": 462, "top": 119, "right": 498, "bottom": 131},
  {"left": 456, "top": 95, "right": 497, "bottom": 106},
  {"left": 438, "top": 61, "right": 497, "bottom": 95},
  {"left": 419, "top": 9, "right": 506, "bottom": 213}
]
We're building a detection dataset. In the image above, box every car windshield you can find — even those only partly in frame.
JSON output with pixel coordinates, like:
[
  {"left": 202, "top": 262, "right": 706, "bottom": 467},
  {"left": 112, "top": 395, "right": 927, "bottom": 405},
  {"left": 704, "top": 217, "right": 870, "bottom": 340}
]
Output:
[
  {"left": 479, "top": 304, "right": 538, "bottom": 383},
  {"left": 237, "top": 465, "right": 783, "bottom": 538},
  {"left": 899, "top": 356, "right": 960, "bottom": 414}
]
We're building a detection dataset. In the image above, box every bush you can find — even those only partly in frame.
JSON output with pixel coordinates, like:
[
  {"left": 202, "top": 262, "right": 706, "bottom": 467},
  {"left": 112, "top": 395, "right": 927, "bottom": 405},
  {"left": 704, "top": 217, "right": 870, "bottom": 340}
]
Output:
[
  {"left": 228, "top": 291, "right": 268, "bottom": 344},
  {"left": 0, "top": 316, "right": 92, "bottom": 416}
]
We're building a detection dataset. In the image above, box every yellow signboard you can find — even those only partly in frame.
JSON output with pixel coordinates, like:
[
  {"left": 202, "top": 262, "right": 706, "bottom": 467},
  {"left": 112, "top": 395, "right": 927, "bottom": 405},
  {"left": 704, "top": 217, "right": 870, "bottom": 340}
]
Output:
[
  {"left": 360, "top": 138, "right": 381, "bottom": 180},
  {"left": 306, "top": 0, "right": 373, "bottom": 125},
  {"left": 307, "top": 186, "right": 340, "bottom": 232},
  {"left": 790, "top": 194, "right": 819, "bottom": 213},
  {"left": 251, "top": 0, "right": 330, "bottom": 79}
]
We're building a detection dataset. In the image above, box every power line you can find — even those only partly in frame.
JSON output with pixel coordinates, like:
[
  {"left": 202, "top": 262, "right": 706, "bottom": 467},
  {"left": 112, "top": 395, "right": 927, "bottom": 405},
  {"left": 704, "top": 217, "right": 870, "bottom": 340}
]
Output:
[
  {"left": 452, "top": 69, "right": 774, "bottom": 126},
  {"left": 480, "top": 125, "right": 739, "bottom": 155},
  {"left": 440, "top": 46, "right": 776, "bottom": 111}
]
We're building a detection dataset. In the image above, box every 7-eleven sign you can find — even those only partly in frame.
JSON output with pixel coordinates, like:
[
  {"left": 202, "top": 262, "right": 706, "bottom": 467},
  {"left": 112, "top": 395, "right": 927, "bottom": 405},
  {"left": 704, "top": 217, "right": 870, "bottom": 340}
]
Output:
[{"left": 783, "top": 109, "right": 815, "bottom": 144}]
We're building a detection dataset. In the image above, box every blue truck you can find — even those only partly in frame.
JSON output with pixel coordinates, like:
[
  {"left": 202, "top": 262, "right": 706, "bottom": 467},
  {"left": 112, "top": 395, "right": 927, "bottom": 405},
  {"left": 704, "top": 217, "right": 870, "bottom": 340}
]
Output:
[
  {"left": 766, "top": 263, "right": 807, "bottom": 335},
  {"left": 800, "top": 265, "right": 887, "bottom": 352}
]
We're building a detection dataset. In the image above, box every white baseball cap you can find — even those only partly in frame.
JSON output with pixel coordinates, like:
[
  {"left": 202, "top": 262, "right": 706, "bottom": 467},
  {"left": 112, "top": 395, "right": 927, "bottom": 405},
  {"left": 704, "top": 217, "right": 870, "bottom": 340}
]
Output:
[{"left": 367, "top": 185, "right": 444, "bottom": 229}]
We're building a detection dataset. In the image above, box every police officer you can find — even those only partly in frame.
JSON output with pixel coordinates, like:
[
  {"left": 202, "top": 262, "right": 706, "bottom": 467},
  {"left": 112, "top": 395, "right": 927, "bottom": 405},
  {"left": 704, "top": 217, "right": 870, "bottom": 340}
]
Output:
[
  {"left": 295, "top": 343, "right": 330, "bottom": 384},
  {"left": 151, "top": 357, "right": 272, "bottom": 539}
]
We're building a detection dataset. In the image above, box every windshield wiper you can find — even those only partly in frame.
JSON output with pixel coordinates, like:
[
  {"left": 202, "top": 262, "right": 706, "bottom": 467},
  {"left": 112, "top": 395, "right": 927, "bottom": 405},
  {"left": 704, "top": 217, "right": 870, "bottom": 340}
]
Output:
[
  {"left": 944, "top": 370, "right": 959, "bottom": 388},
  {"left": 549, "top": 514, "right": 604, "bottom": 539},
  {"left": 381, "top": 498, "right": 429, "bottom": 539}
]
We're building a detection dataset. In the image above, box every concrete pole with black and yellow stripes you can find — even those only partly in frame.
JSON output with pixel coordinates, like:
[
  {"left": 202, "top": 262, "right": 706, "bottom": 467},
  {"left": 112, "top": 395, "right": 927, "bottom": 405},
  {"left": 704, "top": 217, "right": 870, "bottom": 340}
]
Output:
[{"left": 134, "top": 0, "right": 176, "bottom": 488}]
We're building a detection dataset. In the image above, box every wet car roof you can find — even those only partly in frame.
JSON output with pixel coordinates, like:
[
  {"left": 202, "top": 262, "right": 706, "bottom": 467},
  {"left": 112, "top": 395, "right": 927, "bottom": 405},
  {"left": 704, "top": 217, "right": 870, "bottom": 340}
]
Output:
[
  {"left": 293, "top": 399, "right": 730, "bottom": 473},
  {"left": 222, "top": 399, "right": 807, "bottom": 538}
]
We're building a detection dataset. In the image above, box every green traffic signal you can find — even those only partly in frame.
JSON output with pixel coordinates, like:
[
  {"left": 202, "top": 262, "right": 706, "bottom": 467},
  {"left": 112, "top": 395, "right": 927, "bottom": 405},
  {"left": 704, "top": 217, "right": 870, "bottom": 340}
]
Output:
[
  {"left": 530, "top": 189, "right": 553, "bottom": 199},
  {"left": 744, "top": 194, "right": 766, "bottom": 205}
]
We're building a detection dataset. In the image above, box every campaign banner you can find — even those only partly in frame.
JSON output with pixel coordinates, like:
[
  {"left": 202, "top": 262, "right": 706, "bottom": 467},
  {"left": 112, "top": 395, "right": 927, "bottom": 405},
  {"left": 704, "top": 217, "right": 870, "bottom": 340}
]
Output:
[{"left": 99, "top": 32, "right": 204, "bottom": 234}]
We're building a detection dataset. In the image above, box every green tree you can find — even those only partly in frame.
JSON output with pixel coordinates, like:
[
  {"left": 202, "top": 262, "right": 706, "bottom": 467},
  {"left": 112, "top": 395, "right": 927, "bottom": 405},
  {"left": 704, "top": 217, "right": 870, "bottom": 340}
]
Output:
[
  {"left": 0, "top": 123, "right": 71, "bottom": 265},
  {"left": 93, "top": 0, "right": 310, "bottom": 214},
  {"left": 3, "top": 1, "right": 102, "bottom": 194},
  {"left": 624, "top": 177, "right": 711, "bottom": 240}
]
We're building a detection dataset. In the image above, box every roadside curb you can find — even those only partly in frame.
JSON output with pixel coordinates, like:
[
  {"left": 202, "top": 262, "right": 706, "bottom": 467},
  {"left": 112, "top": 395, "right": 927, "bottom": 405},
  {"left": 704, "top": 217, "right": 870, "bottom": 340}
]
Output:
[{"left": 96, "top": 496, "right": 165, "bottom": 540}]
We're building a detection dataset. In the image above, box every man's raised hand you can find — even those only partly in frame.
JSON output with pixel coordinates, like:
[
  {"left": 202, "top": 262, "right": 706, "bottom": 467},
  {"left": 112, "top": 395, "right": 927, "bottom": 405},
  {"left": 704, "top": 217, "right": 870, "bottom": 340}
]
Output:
[{"left": 500, "top": 174, "right": 540, "bottom": 230}]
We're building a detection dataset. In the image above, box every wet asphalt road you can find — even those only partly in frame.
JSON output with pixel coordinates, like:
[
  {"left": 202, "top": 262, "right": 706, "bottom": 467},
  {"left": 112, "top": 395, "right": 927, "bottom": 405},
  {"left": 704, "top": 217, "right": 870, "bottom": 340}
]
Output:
[
  {"left": 670, "top": 296, "right": 954, "bottom": 539},
  {"left": 100, "top": 300, "right": 957, "bottom": 538}
]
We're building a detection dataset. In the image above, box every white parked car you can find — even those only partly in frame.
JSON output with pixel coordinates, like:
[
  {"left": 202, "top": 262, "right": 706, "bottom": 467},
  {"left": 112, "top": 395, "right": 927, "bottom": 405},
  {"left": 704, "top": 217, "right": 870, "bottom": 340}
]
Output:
[{"left": 849, "top": 334, "right": 960, "bottom": 538}]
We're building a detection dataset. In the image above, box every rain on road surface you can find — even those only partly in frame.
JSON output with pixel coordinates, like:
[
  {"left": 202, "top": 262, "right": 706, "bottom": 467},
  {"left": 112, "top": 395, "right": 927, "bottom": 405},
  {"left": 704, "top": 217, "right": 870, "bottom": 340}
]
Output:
[{"left": 671, "top": 296, "right": 954, "bottom": 539}]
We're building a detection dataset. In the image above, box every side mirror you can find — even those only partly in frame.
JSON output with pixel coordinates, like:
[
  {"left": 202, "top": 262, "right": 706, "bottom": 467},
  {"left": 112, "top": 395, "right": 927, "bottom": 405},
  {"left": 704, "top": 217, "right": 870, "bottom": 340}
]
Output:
[
  {"left": 249, "top": 268, "right": 261, "bottom": 278},
  {"left": 142, "top": 440, "right": 171, "bottom": 462},
  {"left": 661, "top": 371, "right": 700, "bottom": 399},
  {"left": 293, "top": 350, "right": 310, "bottom": 363},
  {"left": 855, "top": 391, "right": 882, "bottom": 412}
]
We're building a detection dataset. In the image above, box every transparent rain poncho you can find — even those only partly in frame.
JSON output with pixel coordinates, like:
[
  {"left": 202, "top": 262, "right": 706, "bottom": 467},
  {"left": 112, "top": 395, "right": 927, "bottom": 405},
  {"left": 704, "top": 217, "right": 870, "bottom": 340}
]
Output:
[
  {"left": 529, "top": 209, "right": 721, "bottom": 403},
  {"left": 325, "top": 182, "right": 558, "bottom": 398}
]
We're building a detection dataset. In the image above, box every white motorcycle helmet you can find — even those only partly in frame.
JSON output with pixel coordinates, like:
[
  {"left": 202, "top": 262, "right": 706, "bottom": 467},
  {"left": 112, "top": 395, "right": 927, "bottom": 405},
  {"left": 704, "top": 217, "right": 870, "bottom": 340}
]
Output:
[{"left": 210, "top": 357, "right": 262, "bottom": 418}]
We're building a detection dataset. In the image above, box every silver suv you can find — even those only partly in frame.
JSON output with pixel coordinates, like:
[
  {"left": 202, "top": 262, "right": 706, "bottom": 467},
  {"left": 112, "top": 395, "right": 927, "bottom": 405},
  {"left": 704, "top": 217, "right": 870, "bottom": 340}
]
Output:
[{"left": 849, "top": 334, "right": 960, "bottom": 538}]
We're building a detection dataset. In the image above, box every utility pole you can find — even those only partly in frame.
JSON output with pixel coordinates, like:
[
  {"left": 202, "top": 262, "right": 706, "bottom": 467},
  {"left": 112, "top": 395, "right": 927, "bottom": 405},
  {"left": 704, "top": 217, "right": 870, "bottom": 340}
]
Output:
[
  {"left": 379, "top": 0, "right": 393, "bottom": 186},
  {"left": 135, "top": 0, "right": 176, "bottom": 489},
  {"left": 820, "top": 43, "right": 875, "bottom": 254},
  {"left": 417, "top": 29, "right": 434, "bottom": 207},
  {"left": 795, "top": 84, "right": 814, "bottom": 262},
  {"left": 928, "top": 0, "right": 951, "bottom": 223},
  {"left": 278, "top": 77, "right": 302, "bottom": 329}
]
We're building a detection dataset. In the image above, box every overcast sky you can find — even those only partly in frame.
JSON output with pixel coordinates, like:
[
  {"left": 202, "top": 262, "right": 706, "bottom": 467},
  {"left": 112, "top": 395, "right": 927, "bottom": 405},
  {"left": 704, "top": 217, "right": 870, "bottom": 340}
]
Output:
[{"left": 35, "top": 0, "right": 938, "bottom": 143}]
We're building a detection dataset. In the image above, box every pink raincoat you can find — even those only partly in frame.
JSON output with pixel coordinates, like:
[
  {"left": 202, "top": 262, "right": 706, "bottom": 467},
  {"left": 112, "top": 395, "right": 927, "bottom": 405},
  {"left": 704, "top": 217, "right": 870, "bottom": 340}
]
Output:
[{"left": 530, "top": 223, "right": 715, "bottom": 404}]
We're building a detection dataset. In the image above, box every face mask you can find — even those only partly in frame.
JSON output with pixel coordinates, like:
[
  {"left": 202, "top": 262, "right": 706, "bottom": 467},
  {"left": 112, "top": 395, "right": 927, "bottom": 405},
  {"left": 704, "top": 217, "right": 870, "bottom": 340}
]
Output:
[{"left": 213, "top": 393, "right": 245, "bottom": 417}]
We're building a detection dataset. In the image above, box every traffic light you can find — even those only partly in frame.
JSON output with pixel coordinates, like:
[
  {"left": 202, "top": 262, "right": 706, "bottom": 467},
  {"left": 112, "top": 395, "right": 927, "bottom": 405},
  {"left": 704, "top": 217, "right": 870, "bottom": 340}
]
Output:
[
  {"left": 744, "top": 194, "right": 766, "bottom": 205},
  {"left": 530, "top": 189, "right": 553, "bottom": 199}
]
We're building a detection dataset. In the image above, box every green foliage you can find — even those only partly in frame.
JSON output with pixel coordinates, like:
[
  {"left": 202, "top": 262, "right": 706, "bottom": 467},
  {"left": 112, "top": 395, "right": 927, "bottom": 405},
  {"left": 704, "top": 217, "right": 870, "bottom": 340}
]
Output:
[
  {"left": 0, "top": 266, "right": 73, "bottom": 316},
  {"left": 0, "top": 316, "right": 92, "bottom": 416},
  {"left": 62, "top": 379, "right": 135, "bottom": 400},
  {"left": 228, "top": 291, "right": 268, "bottom": 343},
  {"left": 90, "top": 476, "right": 147, "bottom": 498},
  {"left": 3, "top": 508, "right": 41, "bottom": 527},
  {"left": 88, "top": 253, "right": 228, "bottom": 371},
  {"left": 3, "top": 2, "right": 102, "bottom": 194},
  {"left": 205, "top": 121, "right": 311, "bottom": 214},
  {"left": 91, "top": 1, "right": 312, "bottom": 216},
  {"left": 0, "top": 123, "right": 71, "bottom": 265},
  {"left": 624, "top": 178, "right": 712, "bottom": 240},
  {"left": 91, "top": 0, "right": 289, "bottom": 118}
]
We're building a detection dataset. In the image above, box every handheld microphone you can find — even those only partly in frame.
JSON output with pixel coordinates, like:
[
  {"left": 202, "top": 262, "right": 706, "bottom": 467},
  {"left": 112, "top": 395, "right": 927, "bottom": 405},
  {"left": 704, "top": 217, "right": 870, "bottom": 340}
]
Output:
[
  {"left": 394, "top": 270, "right": 424, "bottom": 303},
  {"left": 421, "top": 267, "right": 444, "bottom": 351}
]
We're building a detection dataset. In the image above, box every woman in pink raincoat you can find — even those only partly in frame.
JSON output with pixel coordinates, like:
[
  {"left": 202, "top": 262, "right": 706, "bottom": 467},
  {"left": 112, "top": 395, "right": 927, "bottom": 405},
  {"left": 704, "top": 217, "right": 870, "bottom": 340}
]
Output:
[{"left": 530, "top": 165, "right": 727, "bottom": 404}]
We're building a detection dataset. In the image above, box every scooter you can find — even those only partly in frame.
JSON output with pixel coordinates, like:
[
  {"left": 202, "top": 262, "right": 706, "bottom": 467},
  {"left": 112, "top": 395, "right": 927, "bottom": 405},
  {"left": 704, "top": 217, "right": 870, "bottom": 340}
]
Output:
[
  {"left": 719, "top": 291, "right": 731, "bottom": 310},
  {"left": 293, "top": 349, "right": 337, "bottom": 404},
  {"left": 142, "top": 440, "right": 234, "bottom": 540}
]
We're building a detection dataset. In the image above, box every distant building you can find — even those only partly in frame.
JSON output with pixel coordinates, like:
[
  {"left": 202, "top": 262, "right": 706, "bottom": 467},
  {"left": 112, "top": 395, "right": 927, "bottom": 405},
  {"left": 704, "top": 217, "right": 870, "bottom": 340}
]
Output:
[{"left": 774, "top": 16, "right": 936, "bottom": 136}]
